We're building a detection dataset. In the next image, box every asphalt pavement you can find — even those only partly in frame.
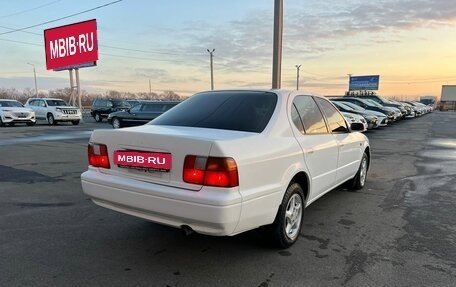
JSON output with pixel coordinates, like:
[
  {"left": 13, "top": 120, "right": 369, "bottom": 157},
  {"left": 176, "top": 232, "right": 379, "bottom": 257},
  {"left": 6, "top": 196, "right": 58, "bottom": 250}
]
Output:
[{"left": 0, "top": 113, "right": 455, "bottom": 287}]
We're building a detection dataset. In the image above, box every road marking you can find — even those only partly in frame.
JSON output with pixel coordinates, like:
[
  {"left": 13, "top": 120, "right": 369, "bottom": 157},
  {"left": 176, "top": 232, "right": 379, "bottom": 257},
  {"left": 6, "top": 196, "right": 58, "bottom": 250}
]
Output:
[{"left": 0, "top": 131, "right": 92, "bottom": 146}]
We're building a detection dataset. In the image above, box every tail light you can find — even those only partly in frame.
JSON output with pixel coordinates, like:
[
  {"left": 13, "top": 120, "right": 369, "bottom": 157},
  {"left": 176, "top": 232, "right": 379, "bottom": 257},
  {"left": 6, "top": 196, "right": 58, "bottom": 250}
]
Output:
[
  {"left": 88, "top": 143, "right": 110, "bottom": 169},
  {"left": 183, "top": 155, "right": 238, "bottom": 188}
]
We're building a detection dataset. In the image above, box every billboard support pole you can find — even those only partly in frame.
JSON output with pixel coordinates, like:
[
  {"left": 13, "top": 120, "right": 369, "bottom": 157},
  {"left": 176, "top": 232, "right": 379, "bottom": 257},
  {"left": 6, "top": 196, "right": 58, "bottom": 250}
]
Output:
[
  {"left": 69, "top": 69, "right": 75, "bottom": 106},
  {"left": 75, "top": 68, "right": 83, "bottom": 123}
]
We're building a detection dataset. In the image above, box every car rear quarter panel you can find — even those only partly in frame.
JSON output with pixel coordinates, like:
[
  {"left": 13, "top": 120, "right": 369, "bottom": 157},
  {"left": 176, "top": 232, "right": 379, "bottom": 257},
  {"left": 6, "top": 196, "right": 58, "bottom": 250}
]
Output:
[{"left": 209, "top": 116, "right": 307, "bottom": 233}]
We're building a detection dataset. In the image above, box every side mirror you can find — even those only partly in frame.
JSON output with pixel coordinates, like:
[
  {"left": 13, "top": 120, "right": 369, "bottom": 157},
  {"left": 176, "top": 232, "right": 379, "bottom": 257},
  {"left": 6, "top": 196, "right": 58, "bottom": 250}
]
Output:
[{"left": 350, "top": 122, "right": 365, "bottom": 132}]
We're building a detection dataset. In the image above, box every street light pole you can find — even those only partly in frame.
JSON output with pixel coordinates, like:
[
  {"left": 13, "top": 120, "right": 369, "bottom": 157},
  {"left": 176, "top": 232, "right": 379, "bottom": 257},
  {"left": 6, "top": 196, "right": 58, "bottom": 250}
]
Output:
[
  {"left": 27, "top": 62, "right": 38, "bottom": 96},
  {"left": 207, "top": 49, "right": 215, "bottom": 90},
  {"left": 295, "top": 65, "right": 301, "bottom": 90},
  {"left": 272, "top": 0, "right": 283, "bottom": 89}
]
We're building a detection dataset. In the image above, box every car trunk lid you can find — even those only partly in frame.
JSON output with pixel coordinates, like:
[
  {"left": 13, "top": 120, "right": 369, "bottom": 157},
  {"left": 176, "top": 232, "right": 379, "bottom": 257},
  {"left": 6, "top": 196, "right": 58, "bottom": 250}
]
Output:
[{"left": 89, "top": 125, "right": 253, "bottom": 191}]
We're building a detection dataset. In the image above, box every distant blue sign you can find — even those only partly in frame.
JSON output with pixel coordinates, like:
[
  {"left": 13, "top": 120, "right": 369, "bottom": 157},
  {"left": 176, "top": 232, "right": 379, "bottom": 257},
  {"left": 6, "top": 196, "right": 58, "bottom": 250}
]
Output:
[{"left": 349, "top": 75, "right": 379, "bottom": 91}]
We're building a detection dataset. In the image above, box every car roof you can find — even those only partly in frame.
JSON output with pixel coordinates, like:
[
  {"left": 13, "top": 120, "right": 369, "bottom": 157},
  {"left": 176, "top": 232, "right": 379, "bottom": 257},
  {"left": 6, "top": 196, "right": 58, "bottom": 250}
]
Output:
[
  {"left": 28, "top": 97, "right": 65, "bottom": 101},
  {"left": 195, "top": 89, "right": 319, "bottom": 99},
  {"left": 140, "top": 100, "right": 181, "bottom": 104}
]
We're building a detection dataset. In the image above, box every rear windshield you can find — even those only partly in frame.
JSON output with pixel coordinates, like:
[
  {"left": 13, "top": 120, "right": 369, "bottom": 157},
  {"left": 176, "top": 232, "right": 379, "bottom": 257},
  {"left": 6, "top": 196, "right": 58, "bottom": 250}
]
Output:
[{"left": 151, "top": 91, "right": 277, "bottom": 133}]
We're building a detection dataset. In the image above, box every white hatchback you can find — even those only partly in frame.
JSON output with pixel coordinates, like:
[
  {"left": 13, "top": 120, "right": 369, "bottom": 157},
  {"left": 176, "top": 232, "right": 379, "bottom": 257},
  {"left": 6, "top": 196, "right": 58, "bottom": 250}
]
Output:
[{"left": 81, "top": 89, "right": 370, "bottom": 248}]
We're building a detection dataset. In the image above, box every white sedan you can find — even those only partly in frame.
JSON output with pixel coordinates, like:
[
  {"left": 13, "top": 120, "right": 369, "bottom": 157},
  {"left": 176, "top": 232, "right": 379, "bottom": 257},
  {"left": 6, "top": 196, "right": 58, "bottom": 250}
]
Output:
[{"left": 81, "top": 89, "right": 370, "bottom": 248}]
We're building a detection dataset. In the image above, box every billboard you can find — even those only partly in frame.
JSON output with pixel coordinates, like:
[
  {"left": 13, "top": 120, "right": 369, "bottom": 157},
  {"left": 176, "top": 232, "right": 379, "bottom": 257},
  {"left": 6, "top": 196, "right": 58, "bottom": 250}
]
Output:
[
  {"left": 349, "top": 75, "right": 379, "bottom": 91},
  {"left": 44, "top": 19, "right": 98, "bottom": 70}
]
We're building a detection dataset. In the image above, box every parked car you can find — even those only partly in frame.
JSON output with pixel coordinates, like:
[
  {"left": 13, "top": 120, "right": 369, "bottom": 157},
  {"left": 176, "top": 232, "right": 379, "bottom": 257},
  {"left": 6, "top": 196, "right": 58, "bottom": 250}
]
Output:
[
  {"left": 0, "top": 99, "right": 36, "bottom": 127},
  {"left": 25, "top": 98, "right": 81, "bottom": 125},
  {"left": 91, "top": 98, "right": 130, "bottom": 122},
  {"left": 333, "top": 97, "right": 398, "bottom": 122},
  {"left": 335, "top": 101, "right": 389, "bottom": 126},
  {"left": 332, "top": 101, "right": 380, "bottom": 129},
  {"left": 81, "top": 89, "right": 370, "bottom": 248},
  {"left": 341, "top": 111, "right": 368, "bottom": 132},
  {"left": 398, "top": 101, "right": 418, "bottom": 118},
  {"left": 345, "top": 94, "right": 409, "bottom": 117},
  {"left": 362, "top": 98, "right": 403, "bottom": 121},
  {"left": 412, "top": 102, "right": 432, "bottom": 114},
  {"left": 108, "top": 101, "right": 180, "bottom": 129}
]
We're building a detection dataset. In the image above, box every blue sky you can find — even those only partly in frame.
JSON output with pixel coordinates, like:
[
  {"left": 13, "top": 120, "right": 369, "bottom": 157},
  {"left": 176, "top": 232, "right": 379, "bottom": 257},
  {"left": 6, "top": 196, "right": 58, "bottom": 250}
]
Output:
[{"left": 1, "top": 0, "right": 456, "bottom": 98}]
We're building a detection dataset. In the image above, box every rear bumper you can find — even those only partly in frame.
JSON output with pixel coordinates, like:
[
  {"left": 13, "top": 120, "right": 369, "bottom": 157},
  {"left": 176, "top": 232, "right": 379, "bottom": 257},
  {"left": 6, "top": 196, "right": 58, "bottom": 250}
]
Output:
[{"left": 81, "top": 169, "right": 242, "bottom": 236}]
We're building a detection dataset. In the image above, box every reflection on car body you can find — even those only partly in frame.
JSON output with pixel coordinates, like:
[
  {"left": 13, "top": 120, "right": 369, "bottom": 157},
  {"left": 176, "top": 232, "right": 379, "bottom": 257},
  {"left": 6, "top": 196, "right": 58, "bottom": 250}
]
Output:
[
  {"left": 91, "top": 98, "right": 130, "bottom": 122},
  {"left": 107, "top": 101, "right": 180, "bottom": 129}
]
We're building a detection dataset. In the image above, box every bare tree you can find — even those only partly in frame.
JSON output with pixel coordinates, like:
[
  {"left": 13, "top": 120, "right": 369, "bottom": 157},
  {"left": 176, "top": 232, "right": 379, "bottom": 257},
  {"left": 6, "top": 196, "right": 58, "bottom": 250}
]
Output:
[{"left": 160, "top": 90, "right": 181, "bottom": 101}]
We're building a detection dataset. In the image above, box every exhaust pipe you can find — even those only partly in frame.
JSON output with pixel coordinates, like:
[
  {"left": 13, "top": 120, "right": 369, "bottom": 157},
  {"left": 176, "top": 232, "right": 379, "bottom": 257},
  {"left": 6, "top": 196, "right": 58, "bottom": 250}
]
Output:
[{"left": 181, "top": 225, "right": 194, "bottom": 236}]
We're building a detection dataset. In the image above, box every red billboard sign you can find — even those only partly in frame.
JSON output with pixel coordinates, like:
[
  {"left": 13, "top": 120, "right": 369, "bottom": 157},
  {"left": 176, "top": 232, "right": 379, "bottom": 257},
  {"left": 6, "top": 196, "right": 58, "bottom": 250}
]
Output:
[{"left": 44, "top": 19, "right": 98, "bottom": 70}]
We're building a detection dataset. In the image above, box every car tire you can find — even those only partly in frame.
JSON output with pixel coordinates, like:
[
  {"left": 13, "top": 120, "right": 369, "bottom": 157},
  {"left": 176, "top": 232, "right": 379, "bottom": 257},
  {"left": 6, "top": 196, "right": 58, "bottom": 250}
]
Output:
[
  {"left": 47, "top": 113, "right": 56, "bottom": 125},
  {"left": 26, "top": 122, "right": 36, "bottom": 126},
  {"left": 112, "top": 117, "right": 122, "bottom": 129},
  {"left": 267, "top": 182, "right": 305, "bottom": 249},
  {"left": 72, "top": 120, "right": 80, "bottom": 125},
  {"left": 94, "top": 113, "right": 102, "bottom": 122},
  {"left": 0, "top": 118, "right": 3, "bottom": 127},
  {"left": 348, "top": 152, "right": 368, "bottom": 190}
]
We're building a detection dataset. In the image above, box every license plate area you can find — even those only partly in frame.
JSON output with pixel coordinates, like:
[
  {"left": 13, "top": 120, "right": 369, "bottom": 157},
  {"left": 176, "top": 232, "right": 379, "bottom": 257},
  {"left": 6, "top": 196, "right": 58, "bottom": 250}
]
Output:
[{"left": 114, "top": 150, "right": 172, "bottom": 172}]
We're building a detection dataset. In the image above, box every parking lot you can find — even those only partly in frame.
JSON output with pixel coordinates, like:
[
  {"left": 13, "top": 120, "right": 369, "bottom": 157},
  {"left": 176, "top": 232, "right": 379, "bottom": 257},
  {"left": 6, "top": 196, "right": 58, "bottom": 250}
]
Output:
[{"left": 1, "top": 113, "right": 455, "bottom": 287}]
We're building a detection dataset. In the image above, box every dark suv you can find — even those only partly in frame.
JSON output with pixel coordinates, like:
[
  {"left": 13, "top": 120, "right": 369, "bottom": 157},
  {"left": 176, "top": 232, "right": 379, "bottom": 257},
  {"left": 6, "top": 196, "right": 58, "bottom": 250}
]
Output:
[{"left": 91, "top": 99, "right": 130, "bottom": 122}]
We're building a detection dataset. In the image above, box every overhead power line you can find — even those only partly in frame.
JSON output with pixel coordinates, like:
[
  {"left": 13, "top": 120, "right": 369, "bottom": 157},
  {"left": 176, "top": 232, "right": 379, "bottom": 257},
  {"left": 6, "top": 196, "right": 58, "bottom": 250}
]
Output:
[
  {"left": 0, "top": 36, "right": 200, "bottom": 64},
  {"left": 100, "top": 52, "right": 191, "bottom": 63},
  {"left": 0, "top": 37, "right": 42, "bottom": 47},
  {"left": 101, "top": 44, "right": 202, "bottom": 57},
  {"left": 0, "top": 25, "right": 41, "bottom": 36},
  {"left": 0, "top": 33, "right": 204, "bottom": 60},
  {"left": 0, "top": 26, "right": 202, "bottom": 57},
  {"left": 1, "top": 0, "right": 63, "bottom": 18},
  {"left": 0, "top": 0, "right": 123, "bottom": 36}
]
